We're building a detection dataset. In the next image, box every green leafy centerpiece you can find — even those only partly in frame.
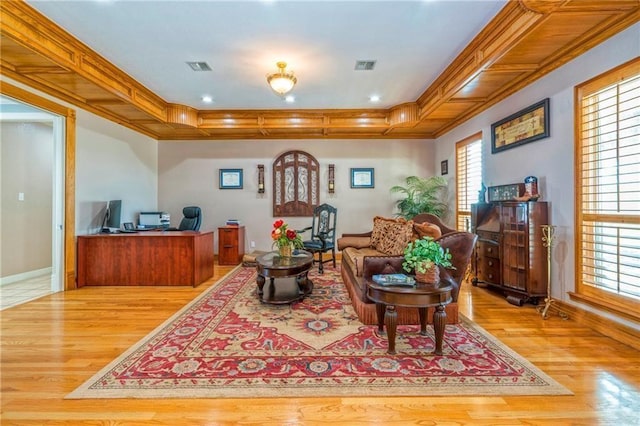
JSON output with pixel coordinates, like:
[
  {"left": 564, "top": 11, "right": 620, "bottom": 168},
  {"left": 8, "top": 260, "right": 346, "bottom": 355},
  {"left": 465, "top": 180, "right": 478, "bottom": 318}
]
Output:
[{"left": 402, "top": 236, "right": 453, "bottom": 284}]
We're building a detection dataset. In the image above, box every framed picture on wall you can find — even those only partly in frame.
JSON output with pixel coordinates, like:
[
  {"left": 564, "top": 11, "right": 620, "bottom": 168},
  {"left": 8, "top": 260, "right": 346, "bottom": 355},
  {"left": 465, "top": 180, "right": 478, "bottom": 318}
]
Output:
[
  {"left": 441, "top": 160, "right": 448, "bottom": 175},
  {"left": 491, "top": 98, "right": 550, "bottom": 154},
  {"left": 219, "top": 169, "right": 243, "bottom": 189},
  {"left": 350, "top": 168, "right": 374, "bottom": 188}
]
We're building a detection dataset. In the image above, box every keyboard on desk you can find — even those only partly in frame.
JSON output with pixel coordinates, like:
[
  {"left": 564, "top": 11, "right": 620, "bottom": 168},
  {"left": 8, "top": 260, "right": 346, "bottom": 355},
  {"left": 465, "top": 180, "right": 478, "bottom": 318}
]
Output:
[{"left": 119, "top": 230, "right": 138, "bottom": 233}]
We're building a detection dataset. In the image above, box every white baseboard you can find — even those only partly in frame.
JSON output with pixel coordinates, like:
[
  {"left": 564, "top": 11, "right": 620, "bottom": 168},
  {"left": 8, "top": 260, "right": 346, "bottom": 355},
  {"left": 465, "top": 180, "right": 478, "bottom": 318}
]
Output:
[{"left": 0, "top": 267, "right": 52, "bottom": 286}]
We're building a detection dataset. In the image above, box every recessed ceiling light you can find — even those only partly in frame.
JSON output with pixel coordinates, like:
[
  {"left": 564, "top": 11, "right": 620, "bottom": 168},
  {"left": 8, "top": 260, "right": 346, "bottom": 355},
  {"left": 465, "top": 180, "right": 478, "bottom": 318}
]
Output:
[
  {"left": 369, "top": 95, "right": 381, "bottom": 103},
  {"left": 284, "top": 95, "right": 295, "bottom": 103},
  {"left": 201, "top": 95, "right": 213, "bottom": 103}
]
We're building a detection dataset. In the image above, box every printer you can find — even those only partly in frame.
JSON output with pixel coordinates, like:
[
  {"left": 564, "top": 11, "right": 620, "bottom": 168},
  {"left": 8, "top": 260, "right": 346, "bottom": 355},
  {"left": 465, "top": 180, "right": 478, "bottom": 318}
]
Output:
[{"left": 138, "top": 212, "right": 170, "bottom": 229}]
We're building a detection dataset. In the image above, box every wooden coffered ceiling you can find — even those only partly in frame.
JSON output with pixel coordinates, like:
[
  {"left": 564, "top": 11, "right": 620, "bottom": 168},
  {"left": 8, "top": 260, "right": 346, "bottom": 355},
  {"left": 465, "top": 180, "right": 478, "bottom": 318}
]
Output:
[{"left": 1, "top": 0, "right": 639, "bottom": 140}]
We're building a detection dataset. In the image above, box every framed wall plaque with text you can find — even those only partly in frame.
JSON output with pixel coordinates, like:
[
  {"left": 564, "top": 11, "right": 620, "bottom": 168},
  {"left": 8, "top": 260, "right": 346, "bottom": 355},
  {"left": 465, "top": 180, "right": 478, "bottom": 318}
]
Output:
[{"left": 491, "top": 98, "right": 550, "bottom": 154}]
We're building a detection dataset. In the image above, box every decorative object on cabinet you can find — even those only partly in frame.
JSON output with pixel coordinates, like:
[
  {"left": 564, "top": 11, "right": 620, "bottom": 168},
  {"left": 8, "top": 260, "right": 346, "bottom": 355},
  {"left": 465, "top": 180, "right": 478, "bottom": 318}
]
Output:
[
  {"left": 487, "top": 183, "right": 526, "bottom": 202},
  {"left": 219, "top": 169, "right": 243, "bottom": 189},
  {"left": 478, "top": 183, "right": 487, "bottom": 203},
  {"left": 537, "top": 225, "right": 569, "bottom": 320},
  {"left": 272, "top": 150, "right": 319, "bottom": 216},
  {"left": 471, "top": 201, "right": 549, "bottom": 306},
  {"left": 218, "top": 226, "right": 245, "bottom": 265},
  {"left": 441, "top": 160, "right": 448, "bottom": 175},
  {"left": 257, "top": 164, "right": 265, "bottom": 194},
  {"left": 524, "top": 175, "right": 539, "bottom": 198},
  {"left": 328, "top": 164, "right": 335, "bottom": 193},
  {"left": 350, "top": 168, "right": 374, "bottom": 188},
  {"left": 491, "top": 98, "right": 550, "bottom": 154}
]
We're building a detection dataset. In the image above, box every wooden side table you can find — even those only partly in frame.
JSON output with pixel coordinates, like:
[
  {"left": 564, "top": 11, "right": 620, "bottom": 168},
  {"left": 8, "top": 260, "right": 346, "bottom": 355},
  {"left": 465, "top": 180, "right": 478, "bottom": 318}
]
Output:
[
  {"left": 218, "top": 226, "right": 245, "bottom": 265},
  {"left": 367, "top": 280, "right": 452, "bottom": 355}
]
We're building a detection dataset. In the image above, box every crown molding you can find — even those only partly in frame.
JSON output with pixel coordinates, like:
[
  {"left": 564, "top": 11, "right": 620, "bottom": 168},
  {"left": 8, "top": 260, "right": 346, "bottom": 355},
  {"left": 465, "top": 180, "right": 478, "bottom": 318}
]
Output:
[{"left": 2, "top": 0, "right": 638, "bottom": 140}]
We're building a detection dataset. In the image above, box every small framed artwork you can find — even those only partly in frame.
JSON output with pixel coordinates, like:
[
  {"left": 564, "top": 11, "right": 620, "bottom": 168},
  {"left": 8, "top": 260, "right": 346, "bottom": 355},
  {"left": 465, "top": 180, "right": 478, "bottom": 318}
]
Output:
[
  {"left": 219, "top": 169, "right": 243, "bottom": 189},
  {"left": 441, "top": 160, "right": 448, "bottom": 175},
  {"left": 491, "top": 98, "right": 550, "bottom": 154},
  {"left": 350, "top": 168, "right": 374, "bottom": 188}
]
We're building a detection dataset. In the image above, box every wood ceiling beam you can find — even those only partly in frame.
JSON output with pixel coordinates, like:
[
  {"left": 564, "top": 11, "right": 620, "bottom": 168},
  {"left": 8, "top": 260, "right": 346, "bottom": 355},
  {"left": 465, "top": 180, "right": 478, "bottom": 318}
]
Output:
[
  {"left": 1, "top": 1, "right": 167, "bottom": 121},
  {"left": 416, "top": 1, "right": 547, "bottom": 121},
  {"left": 431, "top": 5, "right": 640, "bottom": 138},
  {"left": 2, "top": 0, "right": 638, "bottom": 140},
  {"left": 14, "top": 65, "right": 71, "bottom": 74}
]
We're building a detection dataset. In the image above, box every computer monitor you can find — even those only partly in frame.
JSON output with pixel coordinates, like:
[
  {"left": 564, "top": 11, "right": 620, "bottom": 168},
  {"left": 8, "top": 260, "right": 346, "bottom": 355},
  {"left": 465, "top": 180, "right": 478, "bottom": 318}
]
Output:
[{"left": 100, "top": 199, "right": 122, "bottom": 233}]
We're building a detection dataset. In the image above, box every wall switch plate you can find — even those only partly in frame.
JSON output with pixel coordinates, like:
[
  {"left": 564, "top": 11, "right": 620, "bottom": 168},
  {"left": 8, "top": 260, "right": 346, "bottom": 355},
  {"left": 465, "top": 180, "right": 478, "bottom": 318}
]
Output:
[
  {"left": 250, "top": 241, "right": 256, "bottom": 248},
  {"left": 18, "top": 192, "right": 25, "bottom": 201}
]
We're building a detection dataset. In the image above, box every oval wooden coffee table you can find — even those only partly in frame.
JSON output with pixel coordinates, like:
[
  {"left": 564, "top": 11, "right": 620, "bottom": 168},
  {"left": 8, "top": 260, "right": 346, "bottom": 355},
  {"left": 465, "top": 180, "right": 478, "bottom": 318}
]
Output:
[
  {"left": 367, "top": 279, "right": 452, "bottom": 355},
  {"left": 256, "top": 250, "right": 314, "bottom": 304}
]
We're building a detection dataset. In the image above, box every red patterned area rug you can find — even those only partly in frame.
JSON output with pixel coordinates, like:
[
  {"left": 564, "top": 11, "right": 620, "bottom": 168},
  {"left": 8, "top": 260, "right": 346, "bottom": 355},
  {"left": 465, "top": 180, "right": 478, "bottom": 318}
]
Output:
[{"left": 67, "top": 266, "right": 571, "bottom": 399}]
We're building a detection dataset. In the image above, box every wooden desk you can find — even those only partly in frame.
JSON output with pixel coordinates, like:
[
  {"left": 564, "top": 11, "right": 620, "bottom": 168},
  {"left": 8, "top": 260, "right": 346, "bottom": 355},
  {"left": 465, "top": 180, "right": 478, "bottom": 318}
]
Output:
[{"left": 77, "top": 231, "right": 214, "bottom": 287}]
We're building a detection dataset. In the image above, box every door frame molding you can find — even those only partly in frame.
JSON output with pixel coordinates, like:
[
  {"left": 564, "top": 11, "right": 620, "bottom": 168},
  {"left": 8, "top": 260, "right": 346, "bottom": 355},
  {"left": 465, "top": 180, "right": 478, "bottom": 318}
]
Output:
[{"left": 1, "top": 81, "right": 76, "bottom": 290}]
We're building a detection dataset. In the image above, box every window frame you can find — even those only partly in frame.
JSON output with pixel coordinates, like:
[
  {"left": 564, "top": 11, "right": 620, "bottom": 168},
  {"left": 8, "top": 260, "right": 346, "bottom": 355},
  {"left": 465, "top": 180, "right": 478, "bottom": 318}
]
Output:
[
  {"left": 573, "top": 57, "right": 640, "bottom": 321},
  {"left": 455, "top": 132, "right": 483, "bottom": 232}
]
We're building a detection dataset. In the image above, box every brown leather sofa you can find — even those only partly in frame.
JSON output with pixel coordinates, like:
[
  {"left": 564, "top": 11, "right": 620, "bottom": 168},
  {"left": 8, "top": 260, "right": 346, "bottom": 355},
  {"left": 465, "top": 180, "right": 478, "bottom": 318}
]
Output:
[{"left": 337, "top": 214, "right": 477, "bottom": 325}]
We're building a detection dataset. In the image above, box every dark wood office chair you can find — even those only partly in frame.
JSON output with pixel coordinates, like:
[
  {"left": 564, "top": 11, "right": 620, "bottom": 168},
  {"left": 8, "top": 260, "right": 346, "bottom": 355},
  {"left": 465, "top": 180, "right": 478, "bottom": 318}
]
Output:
[{"left": 297, "top": 203, "right": 337, "bottom": 274}]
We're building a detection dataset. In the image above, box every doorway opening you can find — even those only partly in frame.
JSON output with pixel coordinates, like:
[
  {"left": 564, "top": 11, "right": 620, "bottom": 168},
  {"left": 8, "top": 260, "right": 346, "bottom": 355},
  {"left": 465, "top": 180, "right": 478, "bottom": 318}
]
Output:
[{"left": 0, "top": 94, "right": 65, "bottom": 309}]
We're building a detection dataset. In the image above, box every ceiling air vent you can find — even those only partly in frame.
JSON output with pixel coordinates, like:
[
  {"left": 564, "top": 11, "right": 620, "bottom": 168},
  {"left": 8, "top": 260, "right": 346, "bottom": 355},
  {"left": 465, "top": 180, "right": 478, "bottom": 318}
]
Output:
[
  {"left": 354, "top": 60, "right": 376, "bottom": 71},
  {"left": 186, "top": 61, "right": 212, "bottom": 72}
]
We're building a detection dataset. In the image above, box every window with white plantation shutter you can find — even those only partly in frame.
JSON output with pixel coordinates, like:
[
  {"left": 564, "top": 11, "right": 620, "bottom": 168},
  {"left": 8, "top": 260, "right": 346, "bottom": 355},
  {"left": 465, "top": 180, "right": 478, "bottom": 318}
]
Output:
[
  {"left": 456, "top": 133, "right": 483, "bottom": 232},
  {"left": 575, "top": 58, "right": 640, "bottom": 318}
]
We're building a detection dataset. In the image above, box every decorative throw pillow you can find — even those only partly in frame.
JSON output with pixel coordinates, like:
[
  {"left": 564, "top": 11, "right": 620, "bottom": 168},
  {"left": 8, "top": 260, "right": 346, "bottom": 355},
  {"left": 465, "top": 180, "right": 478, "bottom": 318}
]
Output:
[
  {"left": 413, "top": 222, "right": 442, "bottom": 240},
  {"left": 370, "top": 216, "right": 398, "bottom": 248},
  {"left": 375, "top": 219, "right": 415, "bottom": 256}
]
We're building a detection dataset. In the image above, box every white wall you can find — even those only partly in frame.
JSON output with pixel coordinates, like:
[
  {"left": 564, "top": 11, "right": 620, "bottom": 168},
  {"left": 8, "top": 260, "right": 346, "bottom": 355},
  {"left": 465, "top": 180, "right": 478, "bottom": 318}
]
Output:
[
  {"left": 158, "top": 139, "right": 435, "bottom": 252},
  {"left": 433, "top": 23, "right": 640, "bottom": 311},
  {"left": 75, "top": 110, "right": 158, "bottom": 234},
  {"left": 1, "top": 122, "right": 53, "bottom": 277},
  {"left": 1, "top": 76, "right": 159, "bottom": 236}
]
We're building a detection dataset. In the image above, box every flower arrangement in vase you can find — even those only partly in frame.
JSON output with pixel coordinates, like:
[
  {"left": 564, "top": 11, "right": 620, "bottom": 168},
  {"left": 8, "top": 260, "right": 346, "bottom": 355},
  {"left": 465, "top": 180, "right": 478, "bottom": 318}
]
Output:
[
  {"left": 271, "top": 219, "right": 303, "bottom": 257},
  {"left": 402, "top": 236, "right": 453, "bottom": 284}
]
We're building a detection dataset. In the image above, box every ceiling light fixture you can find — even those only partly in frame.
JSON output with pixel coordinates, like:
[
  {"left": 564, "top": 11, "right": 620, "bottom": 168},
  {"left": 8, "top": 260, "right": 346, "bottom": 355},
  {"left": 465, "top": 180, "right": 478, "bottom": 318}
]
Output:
[{"left": 267, "top": 61, "right": 297, "bottom": 95}]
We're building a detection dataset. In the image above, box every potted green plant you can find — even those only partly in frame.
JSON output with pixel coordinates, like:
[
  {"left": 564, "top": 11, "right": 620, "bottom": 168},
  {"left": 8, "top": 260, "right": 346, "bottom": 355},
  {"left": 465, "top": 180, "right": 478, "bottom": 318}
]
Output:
[
  {"left": 390, "top": 175, "right": 448, "bottom": 220},
  {"left": 402, "top": 237, "right": 453, "bottom": 284}
]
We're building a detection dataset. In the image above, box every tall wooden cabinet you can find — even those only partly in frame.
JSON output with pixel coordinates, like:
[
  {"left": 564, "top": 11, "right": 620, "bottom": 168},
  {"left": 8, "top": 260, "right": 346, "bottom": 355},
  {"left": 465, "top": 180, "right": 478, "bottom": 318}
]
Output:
[
  {"left": 218, "top": 226, "right": 245, "bottom": 265},
  {"left": 471, "top": 201, "right": 549, "bottom": 306}
]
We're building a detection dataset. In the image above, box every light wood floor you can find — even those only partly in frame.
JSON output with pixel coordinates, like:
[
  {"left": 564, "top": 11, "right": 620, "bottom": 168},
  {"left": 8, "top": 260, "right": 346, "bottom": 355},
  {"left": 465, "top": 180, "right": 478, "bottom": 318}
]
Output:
[{"left": 1, "top": 262, "right": 639, "bottom": 425}]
